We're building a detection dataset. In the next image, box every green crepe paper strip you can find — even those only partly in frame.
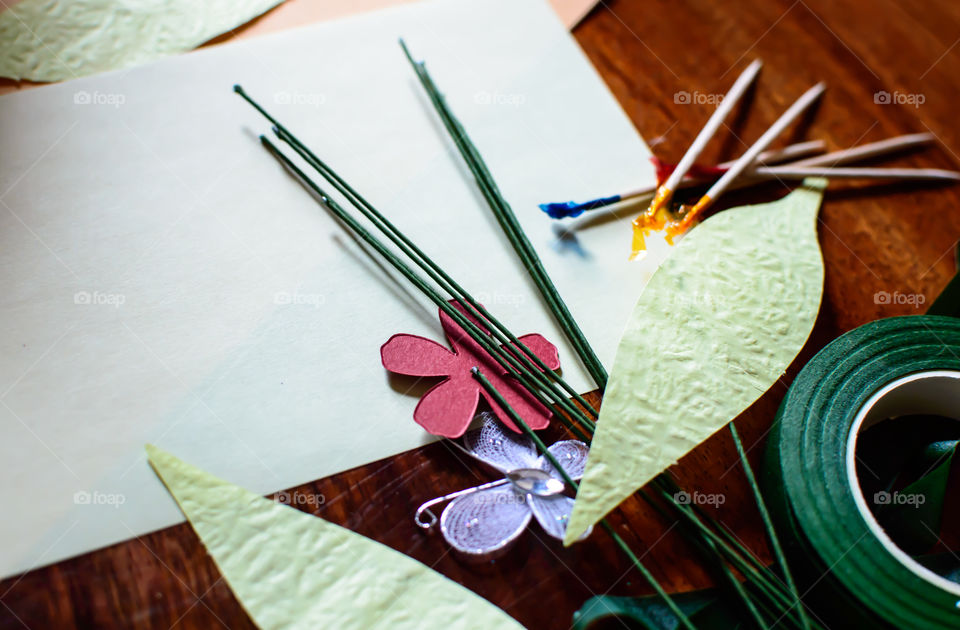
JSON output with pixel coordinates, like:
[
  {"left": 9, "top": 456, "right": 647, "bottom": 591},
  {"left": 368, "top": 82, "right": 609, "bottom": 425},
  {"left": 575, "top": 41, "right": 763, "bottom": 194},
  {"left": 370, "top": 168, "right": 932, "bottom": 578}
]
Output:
[
  {"left": 879, "top": 438, "right": 957, "bottom": 553},
  {"left": 763, "top": 316, "right": 960, "bottom": 629},
  {"left": 0, "top": 0, "right": 284, "bottom": 81},
  {"left": 399, "top": 41, "right": 609, "bottom": 390},
  {"left": 145, "top": 445, "right": 523, "bottom": 630},
  {"left": 565, "top": 179, "right": 827, "bottom": 544},
  {"left": 572, "top": 591, "right": 739, "bottom": 630},
  {"left": 854, "top": 414, "right": 960, "bottom": 555}
]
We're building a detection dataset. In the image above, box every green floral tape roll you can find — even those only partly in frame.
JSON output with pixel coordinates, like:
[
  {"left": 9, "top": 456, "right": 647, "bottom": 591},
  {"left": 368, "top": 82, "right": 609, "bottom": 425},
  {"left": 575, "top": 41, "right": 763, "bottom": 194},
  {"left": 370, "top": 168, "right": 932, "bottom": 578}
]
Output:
[{"left": 765, "top": 315, "right": 960, "bottom": 629}]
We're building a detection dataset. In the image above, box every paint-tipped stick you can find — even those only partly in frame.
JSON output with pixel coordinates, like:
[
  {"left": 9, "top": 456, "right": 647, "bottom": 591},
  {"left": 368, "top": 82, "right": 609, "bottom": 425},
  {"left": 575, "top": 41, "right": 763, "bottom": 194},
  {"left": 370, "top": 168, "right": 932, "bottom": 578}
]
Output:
[
  {"left": 674, "top": 82, "right": 827, "bottom": 234},
  {"left": 645, "top": 60, "right": 763, "bottom": 217}
]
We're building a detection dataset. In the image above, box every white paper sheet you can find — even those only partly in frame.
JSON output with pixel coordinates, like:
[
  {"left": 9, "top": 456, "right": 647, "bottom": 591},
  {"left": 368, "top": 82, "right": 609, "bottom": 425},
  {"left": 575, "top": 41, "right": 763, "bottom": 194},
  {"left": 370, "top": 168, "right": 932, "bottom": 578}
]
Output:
[{"left": 0, "top": 0, "right": 655, "bottom": 577}]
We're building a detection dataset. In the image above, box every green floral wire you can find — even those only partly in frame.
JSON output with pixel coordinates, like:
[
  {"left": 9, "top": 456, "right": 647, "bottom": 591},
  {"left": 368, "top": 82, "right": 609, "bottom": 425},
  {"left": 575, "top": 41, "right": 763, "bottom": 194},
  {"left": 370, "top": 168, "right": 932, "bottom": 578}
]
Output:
[
  {"left": 256, "top": 134, "right": 592, "bottom": 443},
  {"left": 273, "top": 127, "right": 600, "bottom": 422},
  {"left": 651, "top": 487, "right": 817, "bottom": 630},
  {"left": 400, "top": 40, "right": 609, "bottom": 390},
  {"left": 234, "top": 86, "right": 601, "bottom": 426},
  {"left": 655, "top": 474, "right": 779, "bottom": 579},
  {"left": 729, "top": 423, "right": 811, "bottom": 630},
  {"left": 638, "top": 489, "right": 790, "bottom": 630},
  {"left": 705, "top": 537, "right": 772, "bottom": 629}
]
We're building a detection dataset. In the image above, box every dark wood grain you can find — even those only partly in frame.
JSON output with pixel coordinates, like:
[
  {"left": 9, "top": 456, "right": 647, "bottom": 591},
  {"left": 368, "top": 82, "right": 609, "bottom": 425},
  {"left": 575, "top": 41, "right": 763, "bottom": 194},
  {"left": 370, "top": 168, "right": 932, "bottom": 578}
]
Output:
[{"left": 3, "top": 1, "right": 960, "bottom": 628}]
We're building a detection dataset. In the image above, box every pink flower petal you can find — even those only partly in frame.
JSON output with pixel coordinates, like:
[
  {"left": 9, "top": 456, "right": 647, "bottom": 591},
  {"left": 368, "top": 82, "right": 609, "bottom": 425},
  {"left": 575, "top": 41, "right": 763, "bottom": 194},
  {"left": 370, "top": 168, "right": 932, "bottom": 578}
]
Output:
[
  {"left": 413, "top": 375, "right": 481, "bottom": 438},
  {"left": 382, "top": 300, "right": 563, "bottom": 437},
  {"left": 380, "top": 334, "right": 457, "bottom": 377}
]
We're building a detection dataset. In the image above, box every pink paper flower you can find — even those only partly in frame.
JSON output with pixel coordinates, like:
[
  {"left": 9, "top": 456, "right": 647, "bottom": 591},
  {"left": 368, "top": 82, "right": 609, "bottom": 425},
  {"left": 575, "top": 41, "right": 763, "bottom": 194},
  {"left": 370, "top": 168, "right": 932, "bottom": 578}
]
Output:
[{"left": 381, "top": 301, "right": 561, "bottom": 438}]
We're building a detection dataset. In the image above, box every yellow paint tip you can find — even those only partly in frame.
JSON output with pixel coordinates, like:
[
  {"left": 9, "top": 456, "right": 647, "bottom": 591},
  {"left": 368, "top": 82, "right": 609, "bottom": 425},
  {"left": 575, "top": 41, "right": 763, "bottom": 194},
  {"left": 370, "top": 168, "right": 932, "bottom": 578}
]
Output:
[
  {"left": 647, "top": 186, "right": 673, "bottom": 215},
  {"left": 689, "top": 194, "right": 712, "bottom": 215}
]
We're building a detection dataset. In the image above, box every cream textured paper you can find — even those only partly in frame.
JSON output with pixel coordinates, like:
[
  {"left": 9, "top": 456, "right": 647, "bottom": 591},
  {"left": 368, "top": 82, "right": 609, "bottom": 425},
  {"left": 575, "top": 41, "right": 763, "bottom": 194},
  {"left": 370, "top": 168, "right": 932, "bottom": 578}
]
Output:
[
  {"left": 0, "top": 0, "right": 656, "bottom": 577},
  {"left": 0, "top": 0, "right": 285, "bottom": 81},
  {"left": 564, "top": 180, "right": 827, "bottom": 544},
  {"left": 146, "top": 445, "right": 522, "bottom": 630}
]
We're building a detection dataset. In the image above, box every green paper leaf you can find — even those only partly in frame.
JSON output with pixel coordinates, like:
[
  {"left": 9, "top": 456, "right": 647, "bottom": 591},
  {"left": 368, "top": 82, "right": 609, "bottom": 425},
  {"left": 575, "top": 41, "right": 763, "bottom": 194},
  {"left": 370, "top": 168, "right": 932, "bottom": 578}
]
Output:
[
  {"left": 145, "top": 445, "right": 523, "bottom": 630},
  {"left": 565, "top": 180, "right": 826, "bottom": 544},
  {"left": 0, "top": 0, "right": 285, "bottom": 81}
]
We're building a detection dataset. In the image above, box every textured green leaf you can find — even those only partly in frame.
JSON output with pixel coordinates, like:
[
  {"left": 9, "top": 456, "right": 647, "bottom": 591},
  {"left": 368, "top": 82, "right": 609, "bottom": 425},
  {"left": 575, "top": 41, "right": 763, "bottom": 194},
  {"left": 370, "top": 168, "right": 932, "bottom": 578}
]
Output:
[
  {"left": 0, "top": 0, "right": 284, "bottom": 81},
  {"left": 146, "top": 445, "right": 523, "bottom": 630},
  {"left": 565, "top": 179, "right": 826, "bottom": 544}
]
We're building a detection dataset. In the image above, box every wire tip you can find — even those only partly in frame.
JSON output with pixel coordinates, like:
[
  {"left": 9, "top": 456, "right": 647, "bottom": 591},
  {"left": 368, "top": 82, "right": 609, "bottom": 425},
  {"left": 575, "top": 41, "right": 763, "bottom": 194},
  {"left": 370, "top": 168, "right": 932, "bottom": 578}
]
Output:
[{"left": 233, "top": 84, "right": 244, "bottom": 94}]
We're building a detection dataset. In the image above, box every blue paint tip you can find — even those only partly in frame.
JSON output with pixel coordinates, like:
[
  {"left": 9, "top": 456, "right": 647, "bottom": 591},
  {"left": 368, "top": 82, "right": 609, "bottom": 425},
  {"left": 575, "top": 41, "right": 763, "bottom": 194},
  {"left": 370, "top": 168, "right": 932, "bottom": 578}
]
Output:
[{"left": 538, "top": 194, "right": 622, "bottom": 219}]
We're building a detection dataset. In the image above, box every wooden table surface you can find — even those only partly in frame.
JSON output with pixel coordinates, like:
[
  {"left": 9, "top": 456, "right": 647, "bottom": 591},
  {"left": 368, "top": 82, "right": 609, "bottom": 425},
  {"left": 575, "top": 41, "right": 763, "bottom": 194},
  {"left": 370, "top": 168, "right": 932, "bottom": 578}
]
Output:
[{"left": 3, "top": 0, "right": 960, "bottom": 628}]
